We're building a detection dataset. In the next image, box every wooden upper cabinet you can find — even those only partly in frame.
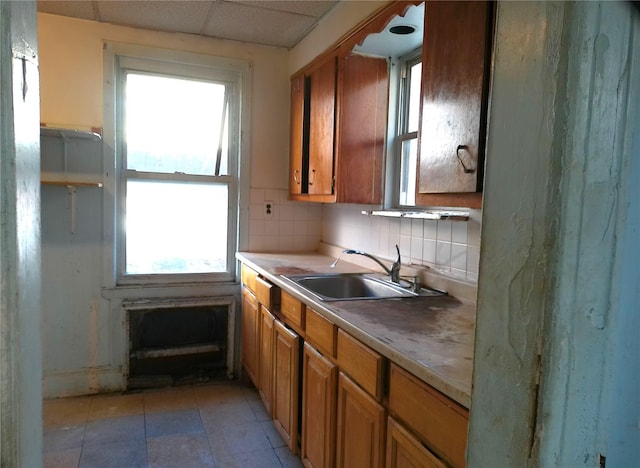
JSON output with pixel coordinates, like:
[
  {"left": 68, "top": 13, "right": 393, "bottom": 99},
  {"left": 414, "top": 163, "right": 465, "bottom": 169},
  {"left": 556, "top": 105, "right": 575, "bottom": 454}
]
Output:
[
  {"left": 335, "top": 53, "right": 388, "bottom": 204},
  {"left": 308, "top": 56, "right": 337, "bottom": 197},
  {"left": 416, "top": 0, "right": 492, "bottom": 208},
  {"left": 290, "top": 74, "right": 305, "bottom": 196},
  {"left": 289, "top": 55, "right": 337, "bottom": 202}
]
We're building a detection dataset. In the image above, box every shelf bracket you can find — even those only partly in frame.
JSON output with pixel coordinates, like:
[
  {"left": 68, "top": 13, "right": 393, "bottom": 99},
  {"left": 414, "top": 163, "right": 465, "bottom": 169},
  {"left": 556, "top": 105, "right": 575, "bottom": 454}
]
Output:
[{"left": 66, "top": 185, "right": 77, "bottom": 235}]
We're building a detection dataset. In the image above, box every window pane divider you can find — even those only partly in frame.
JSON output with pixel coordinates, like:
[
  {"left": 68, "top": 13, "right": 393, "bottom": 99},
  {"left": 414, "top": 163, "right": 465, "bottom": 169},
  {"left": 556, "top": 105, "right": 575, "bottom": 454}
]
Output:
[{"left": 124, "top": 169, "right": 233, "bottom": 184}]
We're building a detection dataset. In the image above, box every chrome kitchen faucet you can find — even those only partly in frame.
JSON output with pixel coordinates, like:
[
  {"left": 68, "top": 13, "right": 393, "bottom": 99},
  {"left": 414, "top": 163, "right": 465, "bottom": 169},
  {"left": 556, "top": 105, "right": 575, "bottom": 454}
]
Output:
[{"left": 336, "top": 245, "right": 402, "bottom": 283}]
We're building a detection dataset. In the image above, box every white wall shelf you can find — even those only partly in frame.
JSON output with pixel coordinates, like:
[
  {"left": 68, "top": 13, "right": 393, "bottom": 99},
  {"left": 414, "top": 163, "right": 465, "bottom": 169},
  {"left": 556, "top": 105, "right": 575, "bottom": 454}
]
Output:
[
  {"left": 40, "top": 126, "right": 102, "bottom": 141},
  {"left": 41, "top": 172, "right": 103, "bottom": 188}
]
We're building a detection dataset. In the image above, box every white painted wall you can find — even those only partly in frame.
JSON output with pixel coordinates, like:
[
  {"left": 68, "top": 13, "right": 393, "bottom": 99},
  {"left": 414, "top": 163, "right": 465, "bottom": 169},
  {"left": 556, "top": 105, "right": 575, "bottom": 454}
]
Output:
[
  {"left": 469, "top": 1, "right": 640, "bottom": 465},
  {"left": 38, "top": 13, "right": 295, "bottom": 396},
  {"left": 0, "top": 1, "right": 42, "bottom": 465},
  {"left": 38, "top": 12, "right": 291, "bottom": 191}
]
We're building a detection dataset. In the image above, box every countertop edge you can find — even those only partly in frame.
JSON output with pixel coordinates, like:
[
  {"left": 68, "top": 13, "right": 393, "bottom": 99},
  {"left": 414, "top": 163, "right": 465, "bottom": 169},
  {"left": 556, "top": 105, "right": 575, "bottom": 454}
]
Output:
[{"left": 237, "top": 251, "right": 474, "bottom": 408}]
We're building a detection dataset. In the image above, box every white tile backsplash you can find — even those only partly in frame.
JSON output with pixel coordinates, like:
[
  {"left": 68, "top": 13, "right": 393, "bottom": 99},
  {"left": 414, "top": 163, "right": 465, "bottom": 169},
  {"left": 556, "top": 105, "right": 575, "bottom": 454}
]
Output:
[
  {"left": 247, "top": 188, "right": 324, "bottom": 252},
  {"left": 436, "top": 241, "right": 452, "bottom": 269},
  {"left": 321, "top": 204, "right": 481, "bottom": 282},
  {"left": 247, "top": 190, "right": 481, "bottom": 282}
]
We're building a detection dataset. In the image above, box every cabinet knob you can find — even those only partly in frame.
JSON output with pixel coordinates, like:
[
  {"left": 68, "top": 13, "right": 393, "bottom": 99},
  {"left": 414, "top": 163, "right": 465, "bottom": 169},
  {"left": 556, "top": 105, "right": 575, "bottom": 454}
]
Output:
[{"left": 456, "top": 145, "right": 476, "bottom": 174}]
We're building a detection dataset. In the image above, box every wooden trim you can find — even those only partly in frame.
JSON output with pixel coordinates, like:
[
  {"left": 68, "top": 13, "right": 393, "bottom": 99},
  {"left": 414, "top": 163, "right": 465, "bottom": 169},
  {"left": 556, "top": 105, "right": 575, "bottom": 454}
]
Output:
[
  {"left": 293, "top": 1, "right": 423, "bottom": 76},
  {"left": 414, "top": 192, "right": 483, "bottom": 209}
]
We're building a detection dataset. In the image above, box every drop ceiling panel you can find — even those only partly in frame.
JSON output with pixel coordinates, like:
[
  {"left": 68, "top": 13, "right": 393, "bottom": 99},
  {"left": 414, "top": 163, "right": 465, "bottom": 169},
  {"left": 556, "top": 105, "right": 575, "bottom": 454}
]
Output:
[
  {"left": 96, "top": 1, "right": 214, "bottom": 36},
  {"left": 202, "top": 1, "right": 317, "bottom": 47},
  {"left": 37, "top": 0, "right": 340, "bottom": 48},
  {"left": 38, "top": 1, "right": 97, "bottom": 20},
  {"left": 228, "top": 0, "right": 337, "bottom": 18}
]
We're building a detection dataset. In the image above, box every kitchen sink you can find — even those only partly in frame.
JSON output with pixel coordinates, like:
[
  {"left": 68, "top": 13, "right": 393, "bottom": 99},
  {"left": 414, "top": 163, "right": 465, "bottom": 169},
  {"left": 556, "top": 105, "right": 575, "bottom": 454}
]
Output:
[{"left": 281, "top": 273, "right": 420, "bottom": 301}]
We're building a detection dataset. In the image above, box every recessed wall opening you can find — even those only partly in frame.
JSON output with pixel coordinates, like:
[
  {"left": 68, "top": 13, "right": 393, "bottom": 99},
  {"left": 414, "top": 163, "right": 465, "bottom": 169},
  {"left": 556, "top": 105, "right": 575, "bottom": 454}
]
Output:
[{"left": 124, "top": 297, "right": 235, "bottom": 389}]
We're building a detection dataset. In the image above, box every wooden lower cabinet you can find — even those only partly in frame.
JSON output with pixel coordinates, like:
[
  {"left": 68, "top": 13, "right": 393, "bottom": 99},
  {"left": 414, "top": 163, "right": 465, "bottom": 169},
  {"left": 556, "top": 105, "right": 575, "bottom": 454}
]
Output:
[
  {"left": 386, "top": 417, "right": 445, "bottom": 468},
  {"left": 273, "top": 320, "right": 301, "bottom": 453},
  {"left": 336, "top": 371, "right": 386, "bottom": 468},
  {"left": 389, "top": 364, "right": 468, "bottom": 468},
  {"left": 241, "top": 288, "right": 259, "bottom": 386},
  {"left": 258, "top": 306, "right": 275, "bottom": 415},
  {"left": 301, "top": 343, "right": 337, "bottom": 468}
]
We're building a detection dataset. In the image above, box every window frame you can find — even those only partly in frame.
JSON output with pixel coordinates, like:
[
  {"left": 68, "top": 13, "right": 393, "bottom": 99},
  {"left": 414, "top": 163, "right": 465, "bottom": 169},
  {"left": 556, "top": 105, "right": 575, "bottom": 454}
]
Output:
[
  {"left": 386, "top": 48, "right": 423, "bottom": 209},
  {"left": 103, "top": 44, "right": 250, "bottom": 287}
]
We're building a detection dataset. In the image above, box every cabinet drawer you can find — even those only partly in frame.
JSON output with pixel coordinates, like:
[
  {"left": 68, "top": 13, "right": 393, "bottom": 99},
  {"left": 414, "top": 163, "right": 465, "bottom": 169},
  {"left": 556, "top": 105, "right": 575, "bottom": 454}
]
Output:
[
  {"left": 336, "top": 329, "right": 384, "bottom": 401},
  {"left": 241, "top": 264, "right": 258, "bottom": 293},
  {"left": 255, "top": 276, "right": 279, "bottom": 310},
  {"left": 388, "top": 364, "right": 469, "bottom": 468},
  {"left": 306, "top": 307, "right": 336, "bottom": 358},
  {"left": 280, "top": 290, "right": 305, "bottom": 332},
  {"left": 386, "top": 416, "right": 445, "bottom": 468}
]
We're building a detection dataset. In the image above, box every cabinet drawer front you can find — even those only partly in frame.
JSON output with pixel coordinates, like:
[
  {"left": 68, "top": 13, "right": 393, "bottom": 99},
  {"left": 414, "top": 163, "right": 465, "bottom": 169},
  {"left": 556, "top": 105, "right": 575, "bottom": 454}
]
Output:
[
  {"left": 241, "top": 264, "right": 258, "bottom": 293},
  {"left": 336, "top": 329, "right": 384, "bottom": 401},
  {"left": 386, "top": 417, "right": 445, "bottom": 468},
  {"left": 388, "top": 364, "right": 469, "bottom": 468},
  {"left": 280, "top": 291, "right": 305, "bottom": 332},
  {"left": 255, "top": 276, "right": 278, "bottom": 310},
  {"left": 306, "top": 307, "right": 337, "bottom": 358}
]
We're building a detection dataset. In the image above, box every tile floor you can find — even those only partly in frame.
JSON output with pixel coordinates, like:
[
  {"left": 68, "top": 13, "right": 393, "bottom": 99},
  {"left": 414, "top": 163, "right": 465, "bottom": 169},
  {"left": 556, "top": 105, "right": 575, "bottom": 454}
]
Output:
[{"left": 43, "top": 381, "right": 304, "bottom": 468}]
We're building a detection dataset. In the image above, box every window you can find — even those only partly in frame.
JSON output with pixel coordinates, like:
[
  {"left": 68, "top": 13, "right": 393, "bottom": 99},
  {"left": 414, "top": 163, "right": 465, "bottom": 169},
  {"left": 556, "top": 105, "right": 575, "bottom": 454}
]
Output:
[
  {"left": 110, "top": 50, "right": 246, "bottom": 285},
  {"left": 396, "top": 54, "right": 422, "bottom": 207}
]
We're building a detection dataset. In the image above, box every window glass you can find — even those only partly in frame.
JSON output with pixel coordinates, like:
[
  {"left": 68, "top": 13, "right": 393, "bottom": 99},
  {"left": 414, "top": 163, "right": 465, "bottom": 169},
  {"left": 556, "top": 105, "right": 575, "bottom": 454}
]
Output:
[
  {"left": 125, "top": 180, "right": 228, "bottom": 274},
  {"left": 114, "top": 55, "right": 240, "bottom": 282},
  {"left": 406, "top": 62, "right": 422, "bottom": 133},
  {"left": 125, "top": 73, "right": 229, "bottom": 176},
  {"left": 396, "top": 56, "right": 422, "bottom": 207},
  {"left": 399, "top": 137, "right": 418, "bottom": 206}
]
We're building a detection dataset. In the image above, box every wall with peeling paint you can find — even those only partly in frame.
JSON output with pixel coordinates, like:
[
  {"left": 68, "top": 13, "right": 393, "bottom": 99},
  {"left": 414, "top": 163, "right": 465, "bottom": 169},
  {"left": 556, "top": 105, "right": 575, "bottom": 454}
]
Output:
[
  {"left": 469, "top": 2, "right": 640, "bottom": 465},
  {"left": 0, "top": 1, "right": 42, "bottom": 465}
]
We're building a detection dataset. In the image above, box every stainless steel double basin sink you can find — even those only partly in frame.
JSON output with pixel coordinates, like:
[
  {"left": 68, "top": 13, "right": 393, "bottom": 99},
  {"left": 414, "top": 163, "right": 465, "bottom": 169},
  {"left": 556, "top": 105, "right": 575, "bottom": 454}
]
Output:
[{"left": 281, "top": 273, "right": 445, "bottom": 302}]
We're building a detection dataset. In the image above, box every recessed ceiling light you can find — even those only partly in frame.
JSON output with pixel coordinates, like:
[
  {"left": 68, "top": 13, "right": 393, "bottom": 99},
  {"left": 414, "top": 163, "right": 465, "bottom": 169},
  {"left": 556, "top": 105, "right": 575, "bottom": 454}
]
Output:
[{"left": 389, "top": 25, "right": 416, "bottom": 35}]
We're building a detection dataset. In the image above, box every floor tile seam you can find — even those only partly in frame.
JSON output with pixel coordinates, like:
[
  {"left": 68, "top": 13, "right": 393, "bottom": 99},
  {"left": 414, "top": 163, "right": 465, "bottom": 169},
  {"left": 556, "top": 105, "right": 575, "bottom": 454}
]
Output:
[
  {"left": 143, "top": 388, "right": 203, "bottom": 413},
  {"left": 197, "top": 406, "right": 221, "bottom": 466},
  {"left": 213, "top": 446, "right": 285, "bottom": 465}
]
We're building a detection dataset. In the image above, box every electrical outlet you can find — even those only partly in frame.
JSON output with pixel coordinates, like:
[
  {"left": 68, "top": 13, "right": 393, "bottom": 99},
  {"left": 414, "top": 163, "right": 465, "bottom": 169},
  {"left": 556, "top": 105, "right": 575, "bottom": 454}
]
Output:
[{"left": 264, "top": 201, "right": 273, "bottom": 216}]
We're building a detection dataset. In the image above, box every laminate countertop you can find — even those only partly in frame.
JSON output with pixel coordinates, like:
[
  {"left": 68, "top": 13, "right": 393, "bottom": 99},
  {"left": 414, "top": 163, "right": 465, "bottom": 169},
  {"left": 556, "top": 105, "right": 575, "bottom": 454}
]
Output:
[{"left": 236, "top": 251, "right": 476, "bottom": 408}]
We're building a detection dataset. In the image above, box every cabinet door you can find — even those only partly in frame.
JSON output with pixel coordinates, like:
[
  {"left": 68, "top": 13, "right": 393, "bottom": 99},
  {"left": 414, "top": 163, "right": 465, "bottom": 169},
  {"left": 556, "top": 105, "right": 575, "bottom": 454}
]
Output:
[
  {"left": 386, "top": 417, "right": 445, "bottom": 468},
  {"left": 302, "top": 343, "right": 337, "bottom": 468},
  {"left": 241, "top": 288, "right": 260, "bottom": 386},
  {"left": 273, "top": 320, "right": 301, "bottom": 453},
  {"left": 389, "top": 364, "right": 469, "bottom": 468},
  {"left": 336, "top": 53, "right": 388, "bottom": 204},
  {"left": 336, "top": 372, "right": 386, "bottom": 468},
  {"left": 258, "top": 306, "right": 275, "bottom": 416},
  {"left": 308, "top": 56, "right": 337, "bottom": 197},
  {"left": 417, "top": 1, "right": 490, "bottom": 204},
  {"left": 290, "top": 74, "right": 305, "bottom": 195}
]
